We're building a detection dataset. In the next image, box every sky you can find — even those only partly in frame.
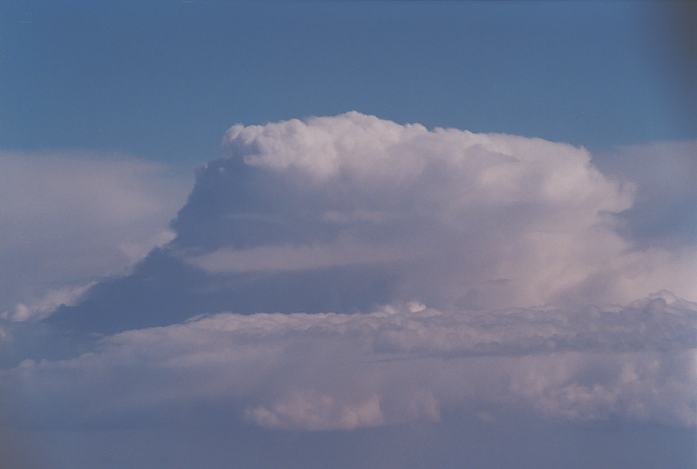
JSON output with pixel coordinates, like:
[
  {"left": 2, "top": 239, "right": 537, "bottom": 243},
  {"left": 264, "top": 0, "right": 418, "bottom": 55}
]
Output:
[
  {"left": 1, "top": 0, "right": 696, "bottom": 163},
  {"left": 1, "top": 1, "right": 696, "bottom": 468}
]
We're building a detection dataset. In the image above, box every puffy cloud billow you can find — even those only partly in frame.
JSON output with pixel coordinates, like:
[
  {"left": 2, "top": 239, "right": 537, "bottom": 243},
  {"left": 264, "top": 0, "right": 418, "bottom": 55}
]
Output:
[
  {"left": 4, "top": 113, "right": 697, "bottom": 436},
  {"left": 201, "top": 112, "right": 695, "bottom": 309},
  {"left": 51, "top": 112, "right": 697, "bottom": 335}
]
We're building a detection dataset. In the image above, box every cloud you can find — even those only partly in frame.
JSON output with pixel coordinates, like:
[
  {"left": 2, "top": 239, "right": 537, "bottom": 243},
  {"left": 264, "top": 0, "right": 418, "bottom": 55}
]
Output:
[
  {"left": 5, "top": 294, "right": 697, "bottom": 431},
  {"left": 595, "top": 140, "right": 697, "bottom": 246},
  {"left": 1, "top": 282, "right": 95, "bottom": 322},
  {"left": 206, "top": 112, "right": 696, "bottom": 308},
  {"left": 187, "top": 240, "right": 405, "bottom": 273},
  {"left": 0, "top": 152, "right": 190, "bottom": 320},
  {"left": 13, "top": 113, "right": 696, "bottom": 439},
  {"left": 50, "top": 112, "right": 697, "bottom": 334}
]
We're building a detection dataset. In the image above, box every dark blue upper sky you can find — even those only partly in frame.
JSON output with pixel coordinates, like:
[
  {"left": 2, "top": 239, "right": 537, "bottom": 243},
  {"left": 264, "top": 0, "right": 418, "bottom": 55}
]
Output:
[{"left": 1, "top": 1, "right": 694, "bottom": 164}]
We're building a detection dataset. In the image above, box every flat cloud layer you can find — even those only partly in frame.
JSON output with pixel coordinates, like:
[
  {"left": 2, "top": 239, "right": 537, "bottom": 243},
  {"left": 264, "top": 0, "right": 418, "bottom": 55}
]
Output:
[{"left": 6, "top": 293, "right": 697, "bottom": 431}]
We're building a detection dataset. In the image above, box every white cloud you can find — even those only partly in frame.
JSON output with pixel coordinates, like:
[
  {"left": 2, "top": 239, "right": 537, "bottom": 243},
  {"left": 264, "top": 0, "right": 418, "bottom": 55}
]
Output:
[
  {"left": 201, "top": 112, "right": 697, "bottom": 308},
  {"left": 6, "top": 294, "right": 696, "bottom": 431},
  {"left": 246, "top": 392, "right": 391, "bottom": 431},
  {"left": 6, "top": 114, "right": 697, "bottom": 439},
  {"left": 0, "top": 152, "right": 190, "bottom": 318},
  {"left": 1, "top": 282, "right": 95, "bottom": 322},
  {"left": 49, "top": 114, "right": 697, "bottom": 335}
]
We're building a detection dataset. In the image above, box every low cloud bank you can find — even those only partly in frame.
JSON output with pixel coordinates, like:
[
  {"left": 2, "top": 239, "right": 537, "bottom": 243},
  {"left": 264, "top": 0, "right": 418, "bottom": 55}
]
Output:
[{"left": 6, "top": 293, "right": 696, "bottom": 431}]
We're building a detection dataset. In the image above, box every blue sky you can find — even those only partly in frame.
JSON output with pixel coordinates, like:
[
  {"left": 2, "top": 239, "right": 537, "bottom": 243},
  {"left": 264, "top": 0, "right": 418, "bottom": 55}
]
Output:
[
  {"left": 1, "top": 2, "right": 696, "bottom": 468},
  {"left": 1, "top": 1, "right": 695, "bottom": 163}
]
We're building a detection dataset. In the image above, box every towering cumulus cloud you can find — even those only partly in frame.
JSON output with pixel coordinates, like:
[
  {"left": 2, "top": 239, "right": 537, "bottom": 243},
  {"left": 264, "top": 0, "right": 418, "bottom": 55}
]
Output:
[
  {"left": 52, "top": 112, "right": 697, "bottom": 334},
  {"left": 211, "top": 112, "right": 695, "bottom": 307},
  {"left": 6, "top": 113, "right": 697, "bottom": 442}
]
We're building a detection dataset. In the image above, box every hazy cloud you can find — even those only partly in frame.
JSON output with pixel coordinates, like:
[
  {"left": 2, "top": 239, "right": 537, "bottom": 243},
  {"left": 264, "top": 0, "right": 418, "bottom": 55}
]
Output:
[
  {"left": 596, "top": 140, "right": 697, "bottom": 247},
  {"left": 187, "top": 240, "right": 406, "bottom": 274},
  {"left": 0, "top": 152, "right": 190, "bottom": 320},
  {"left": 1, "top": 282, "right": 95, "bottom": 323}
]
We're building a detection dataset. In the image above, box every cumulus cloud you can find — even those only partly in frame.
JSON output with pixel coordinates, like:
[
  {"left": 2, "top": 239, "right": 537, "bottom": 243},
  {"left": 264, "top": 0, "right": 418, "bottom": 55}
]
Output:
[
  {"left": 5, "top": 294, "right": 697, "bottom": 431},
  {"left": 192, "top": 112, "right": 696, "bottom": 309},
  {"left": 0, "top": 152, "right": 190, "bottom": 320},
  {"left": 13, "top": 113, "right": 697, "bottom": 440}
]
